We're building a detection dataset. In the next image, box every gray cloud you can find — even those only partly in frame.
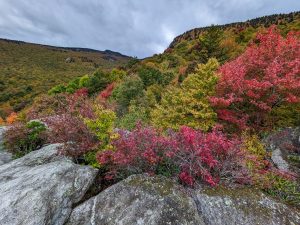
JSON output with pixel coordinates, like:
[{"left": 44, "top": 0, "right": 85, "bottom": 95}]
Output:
[{"left": 0, "top": 0, "right": 299, "bottom": 57}]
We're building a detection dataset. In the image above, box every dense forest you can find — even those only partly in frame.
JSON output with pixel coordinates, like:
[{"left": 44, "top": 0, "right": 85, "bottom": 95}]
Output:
[{"left": 2, "top": 11, "right": 300, "bottom": 207}]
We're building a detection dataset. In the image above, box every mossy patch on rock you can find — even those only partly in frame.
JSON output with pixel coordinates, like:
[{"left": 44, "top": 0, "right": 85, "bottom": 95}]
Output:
[
  {"left": 66, "top": 174, "right": 204, "bottom": 225},
  {"left": 194, "top": 186, "right": 300, "bottom": 225},
  {"left": 127, "top": 174, "right": 177, "bottom": 196}
]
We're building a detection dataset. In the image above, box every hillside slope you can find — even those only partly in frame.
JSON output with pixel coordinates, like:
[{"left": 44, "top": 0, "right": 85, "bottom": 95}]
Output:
[
  {"left": 169, "top": 11, "right": 300, "bottom": 48},
  {"left": 42, "top": 11, "right": 300, "bottom": 129},
  {"left": 0, "top": 39, "right": 131, "bottom": 116},
  {"left": 141, "top": 11, "right": 300, "bottom": 80}
]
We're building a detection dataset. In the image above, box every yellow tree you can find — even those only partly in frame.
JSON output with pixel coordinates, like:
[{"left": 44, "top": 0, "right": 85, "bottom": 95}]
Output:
[
  {"left": 83, "top": 105, "right": 117, "bottom": 167},
  {"left": 151, "top": 58, "right": 219, "bottom": 131}
]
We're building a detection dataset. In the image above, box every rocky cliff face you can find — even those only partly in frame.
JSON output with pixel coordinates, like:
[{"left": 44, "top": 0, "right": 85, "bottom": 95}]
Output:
[
  {"left": 0, "top": 132, "right": 299, "bottom": 225},
  {"left": 168, "top": 11, "right": 300, "bottom": 49}
]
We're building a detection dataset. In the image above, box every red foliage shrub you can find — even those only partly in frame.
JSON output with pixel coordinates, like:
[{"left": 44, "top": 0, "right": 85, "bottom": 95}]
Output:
[
  {"left": 63, "top": 91, "right": 94, "bottom": 119},
  {"left": 97, "top": 124, "right": 249, "bottom": 186},
  {"left": 27, "top": 89, "right": 90, "bottom": 121},
  {"left": 74, "top": 88, "right": 89, "bottom": 97},
  {"left": 46, "top": 114, "right": 98, "bottom": 158},
  {"left": 26, "top": 94, "right": 69, "bottom": 120},
  {"left": 97, "top": 125, "right": 174, "bottom": 177},
  {"left": 171, "top": 126, "right": 248, "bottom": 186},
  {"left": 179, "top": 171, "right": 195, "bottom": 186},
  {"left": 210, "top": 26, "right": 300, "bottom": 131},
  {"left": 3, "top": 121, "right": 48, "bottom": 157},
  {"left": 99, "top": 83, "right": 115, "bottom": 100},
  {"left": 45, "top": 92, "right": 99, "bottom": 157}
]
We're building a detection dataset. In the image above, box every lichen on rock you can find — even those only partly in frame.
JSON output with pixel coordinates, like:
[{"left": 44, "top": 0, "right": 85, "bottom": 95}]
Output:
[
  {"left": 193, "top": 187, "right": 300, "bottom": 225},
  {"left": 66, "top": 174, "right": 205, "bottom": 225},
  {"left": 0, "top": 144, "right": 98, "bottom": 225}
]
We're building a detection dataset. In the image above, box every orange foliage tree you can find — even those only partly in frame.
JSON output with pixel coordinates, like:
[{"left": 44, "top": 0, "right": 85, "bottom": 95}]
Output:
[
  {"left": 6, "top": 112, "right": 18, "bottom": 124},
  {"left": 0, "top": 116, "right": 4, "bottom": 125}
]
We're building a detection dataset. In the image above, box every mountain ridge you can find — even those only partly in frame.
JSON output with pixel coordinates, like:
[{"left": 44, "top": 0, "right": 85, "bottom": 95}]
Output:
[
  {"left": 169, "top": 11, "right": 300, "bottom": 48},
  {"left": 0, "top": 38, "right": 129, "bottom": 57}
]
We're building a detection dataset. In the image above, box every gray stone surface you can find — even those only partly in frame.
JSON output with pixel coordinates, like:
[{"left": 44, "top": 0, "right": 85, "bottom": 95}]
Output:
[
  {"left": 0, "top": 150, "right": 13, "bottom": 165},
  {"left": 193, "top": 188, "right": 300, "bottom": 225},
  {"left": 0, "top": 126, "right": 6, "bottom": 151},
  {"left": 271, "top": 147, "right": 290, "bottom": 171},
  {"left": 66, "top": 174, "right": 205, "bottom": 225},
  {"left": 0, "top": 144, "right": 98, "bottom": 225},
  {"left": 67, "top": 174, "right": 300, "bottom": 225},
  {"left": 0, "top": 126, "right": 13, "bottom": 165},
  {"left": 265, "top": 127, "right": 300, "bottom": 175}
]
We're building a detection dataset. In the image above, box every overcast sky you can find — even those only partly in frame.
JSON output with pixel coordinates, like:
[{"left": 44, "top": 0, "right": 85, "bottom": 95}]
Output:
[{"left": 0, "top": 0, "right": 299, "bottom": 58}]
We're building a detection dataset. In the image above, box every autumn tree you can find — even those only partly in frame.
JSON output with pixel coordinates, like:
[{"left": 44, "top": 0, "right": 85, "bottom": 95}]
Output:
[
  {"left": 6, "top": 112, "right": 18, "bottom": 124},
  {"left": 83, "top": 105, "right": 117, "bottom": 167},
  {"left": 110, "top": 68, "right": 127, "bottom": 81},
  {"left": 0, "top": 116, "right": 4, "bottom": 125},
  {"left": 151, "top": 58, "right": 219, "bottom": 131},
  {"left": 210, "top": 26, "right": 300, "bottom": 131}
]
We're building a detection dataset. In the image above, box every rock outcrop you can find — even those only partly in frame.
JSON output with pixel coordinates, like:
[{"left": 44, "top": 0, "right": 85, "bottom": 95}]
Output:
[
  {"left": 265, "top": 127, "right": 300, "bottom": 175},
  {"left": 66, "top": 175, "right": 205, "bottom": 225},
  {"left": 66, "top": 174, "right": 300, "bottom": 225},
  {"left": 0, "top": 126, "right": 12, "bottom": 165},
  {"left": 194, "top": 188, "right": 300, "bottom": 225},
  {"left": 0, "top": 150, "right": 13, "bottom": 166},
  {"left": 0, "top": 144, "right": 98, "bottom": 225},
  {"left": 1, "top": 138, "right": 299, "bottom": 225},
  {"left": 65, "top": 57, "right": 74, "bottom": 63}
]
